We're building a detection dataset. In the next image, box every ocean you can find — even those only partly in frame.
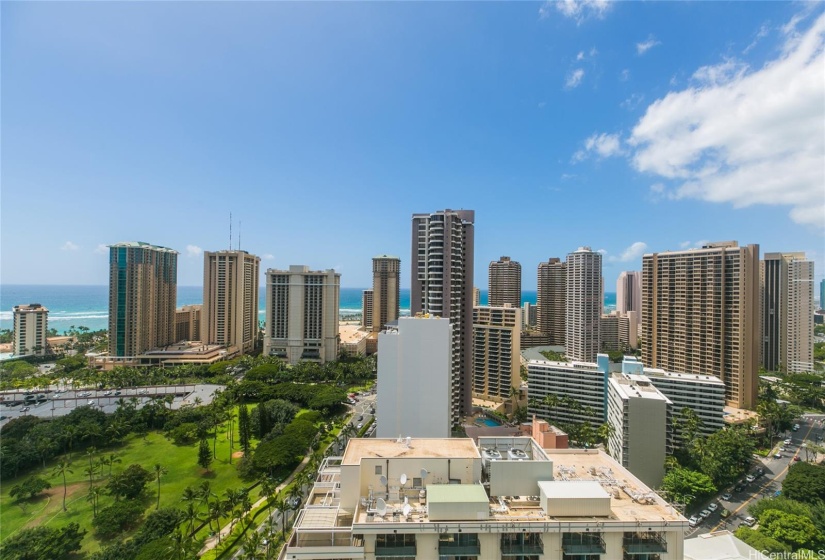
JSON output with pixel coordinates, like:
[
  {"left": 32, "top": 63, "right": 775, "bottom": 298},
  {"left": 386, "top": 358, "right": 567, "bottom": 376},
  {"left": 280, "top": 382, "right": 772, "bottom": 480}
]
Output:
[{"left": 0, "top": 285, "right": 616, "bottom": 334}]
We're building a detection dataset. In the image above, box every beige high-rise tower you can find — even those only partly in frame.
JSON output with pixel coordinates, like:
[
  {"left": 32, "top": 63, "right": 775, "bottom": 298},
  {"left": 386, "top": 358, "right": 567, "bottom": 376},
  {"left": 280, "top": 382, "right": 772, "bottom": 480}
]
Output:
[
  {"left": 616, "top": 271, "right": 642, "bottom": 315},
  {"left": 202, "top": 250, "right": 260, "bottom": 355},
  {"left": 761, "top": 252, "right": 814, "bottom": 373},
  {"left": 13, "top": 304, "right": 49, "bottom": 356},
  {"left": 565, "top": 247, "right": 602, "bottom": 362},
  {"left": 371, "top": 255, "right": 400, "bottom": 332},
  {"left": 488, "top": 256, "right": 521, "bottom": 308},
  {"left": 642, "top": 241, "right": 760, "bottom": 409},
  {"left": 411, "top": 209, "right": 474, "bottom": 425},
  {"left": 264, "top": 265, "right": 340, "bottom": 365},
  {"left": 537, "top": 258, "right": 566, "bottom": 344},
  {"left": 108, "top": 242, "right": 178, "bottom": 357}
]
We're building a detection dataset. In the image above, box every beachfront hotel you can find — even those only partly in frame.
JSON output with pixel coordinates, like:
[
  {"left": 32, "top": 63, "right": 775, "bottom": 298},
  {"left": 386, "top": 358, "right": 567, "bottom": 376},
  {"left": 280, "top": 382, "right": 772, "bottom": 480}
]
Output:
[
  {"left": 488, "top": 256, "right": 521, "bottom": 308},
  {"left": 175, "top": 304, "right": 202, "bottom": 342},
  {"left": 13, "top": 303, "right": 49, "bottom": 357},
  {"left": 411, "top": 209, "right": 475, "bottom": 426},
  {"left": 377, "top": 315, "right": 452, "bottom": 439},
  {"left": 372, "top": 255, "right": 401, "bottom": 333},
  {"left": 761, "top": 252, "right": 815, "bottom": 373},
  {"left": 642, "top": 241, "right": 760, "bottom": 409},
  {"left": 108, "top": 241, "right": 178, "bottom": 357},
  {"left": 202, "top": 250, "right": 260, "bottom": 355},
  {"left": 280, "top": 436, "right": 688, "bottom": 560},
  {"left": 565, "top": 247, "right": 602, "bottom": 362},
  {"left": 263, "top": 265, "right": 340, "bottom": 365},
  {"left": 536, "top": 258, "right": 565, "bottom": 345},
  {"left": 472, "top": 305, "right": 521, "bottom": 405}
]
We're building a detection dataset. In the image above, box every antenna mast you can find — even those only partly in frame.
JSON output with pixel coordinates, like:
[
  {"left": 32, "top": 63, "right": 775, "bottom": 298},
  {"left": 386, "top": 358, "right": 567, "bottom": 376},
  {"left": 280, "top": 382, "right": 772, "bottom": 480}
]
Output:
[{"left": 229, "top": 212, "right": 232, "bottom": 250}]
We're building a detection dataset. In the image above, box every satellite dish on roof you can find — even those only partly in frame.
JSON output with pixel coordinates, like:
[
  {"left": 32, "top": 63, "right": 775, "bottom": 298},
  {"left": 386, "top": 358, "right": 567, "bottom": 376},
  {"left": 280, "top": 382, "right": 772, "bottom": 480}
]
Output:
[
  {"left": 400, "top": 473, "right": 408, "bottom": 486},
  {"left": 380, "top": 475, "right": 388, "bottom": 486},
  {"left": 403, "top": 503, "right": 412, "bottom": 517},
  {"left": 420, "top": 468, "right": 428, "bottom": 479},
  {"left": 376, "top": 498, "right": 387, "bottom": 516}
]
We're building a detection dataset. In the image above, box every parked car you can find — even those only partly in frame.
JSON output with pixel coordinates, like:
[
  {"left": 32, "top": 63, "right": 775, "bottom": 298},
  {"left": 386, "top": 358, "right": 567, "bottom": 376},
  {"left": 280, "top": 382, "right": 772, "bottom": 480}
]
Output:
[
  {"left": 774, "top": 453, "right": 782, "bottom": 459},
  {"left": 357, "top": 423, "right": 363, "bottom": 430},
  {"left": 721, "top": 492, "right": 732, "bottom": 501},
  {"left": 784, "top": 438, "right": 792, "bottom": 445},
  {"left": 708, "top": 503, "right": 718, "bottom": 512},
  {"left": 735, "top": 483, "right": 746, "bottom": 492},
  {"left": 721, "top": 509, "right": 731, "bottom": 518},
  {"left": 793, "top": 456, "right": 801, "bottom": 462},
  {"left": 743, "top": 516, "right": 757, "bottom": 527},
  {"left": 21, "top": 406, "right": 30, "bottom": 412},
  {"left": 746, "top": 474, "right": 756, "bottom": 483},
  {"left": 287, "top": 496, "right": 301, "bottom": 508},
  {"left": 699, "top": 509, "right": 711, "bottom": 519},
  {"left": 88, "top": 400, "right": 95, "bottom": 406},
  {"left": 688, "top": 516, "right": 699, "bottom": 527},
  {"left": 793, "top": 424, "right": 800, "bottom": 431}
]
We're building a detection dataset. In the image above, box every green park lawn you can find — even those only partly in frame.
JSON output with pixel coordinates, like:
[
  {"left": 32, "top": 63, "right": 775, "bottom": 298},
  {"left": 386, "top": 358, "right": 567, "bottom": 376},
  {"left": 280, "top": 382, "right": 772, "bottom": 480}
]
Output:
[{"left": 1, "top": 416, "right": 259, "bottom": 556}]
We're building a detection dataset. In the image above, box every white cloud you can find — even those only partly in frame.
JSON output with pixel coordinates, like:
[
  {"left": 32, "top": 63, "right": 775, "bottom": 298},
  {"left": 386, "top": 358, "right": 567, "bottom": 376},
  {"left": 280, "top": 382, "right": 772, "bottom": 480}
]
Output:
[
  {"left": 263, "top": 253, "right": 274, "bottom": 260},
  {"left": 596, "top": 248, "right": 608, "bottom": 255},
  {"left": 94, "top": 244, "right": 108, "bottom": 254},
  {"left": 573, "top": 132, "right": 624, "bottom": 162},
  {"left": 541, "top": 0, "right": 612, "bottom": 23},
  {"left": 186, "top": 245, "right": 203, "bottom": 257},
  {"left": 620, "top": 93, "right": 645, "bottom": 110},
  {"left": 607, "top": 11, "right": 825, "bottom": 228},
  {"left": 608, "top": 242, "right": 648, "bottom": 263},
  {"left": 636, "top": 35, "right": 661, "bottom": 55},
  {"left": 61, "top": 241, "right": 79, "bottom": 251},
  {"left": 576, "top": 51, "right": 585, "bottom": 61},
  {"left": 744, "top": 23, "right": 771, "bottom": 54},
  {"left": 679, "top": 241, "right": 691, "bottom": 249},
  {"left": 620, "top": 69, "right": 630, "bottom": 81},
  {"left": 678, "top": 240, "right": 709, "bottom": 250},
  {"left": 565, "top": 68, "right": 585, "bottom": 89}
]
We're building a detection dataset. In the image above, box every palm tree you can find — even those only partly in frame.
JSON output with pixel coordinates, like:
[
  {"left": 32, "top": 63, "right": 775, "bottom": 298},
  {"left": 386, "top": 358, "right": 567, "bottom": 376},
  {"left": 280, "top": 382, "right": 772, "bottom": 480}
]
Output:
[
  {"left": 87, "top": 485, "right": 102, "bottom": 517},
  {"left": 272, "top": 495, "right": 287, "bottom": 540},
  {"left": 260, "top": 478, "right": 276, "bottom": 518},
  {"left": 153, "top": 463, "right": 168, "bottom": 509},
  {"left": 83, "top": 464, "right": 100, "bottom": 491},
  {"left": 181, "top": 485, "right": 199, "bottom": 508},
  {"left": 240, "top": 529, "right": 265, "bottom": 560},
  {"left": 182, "top": 501, "right": 202, "bottom": 536},
  {"left": 52, "top": 458, "right": 73, "bottom": 511},
  {"left": 106, "top": 453, "right": 122, "bottom": 477},
  {"left": 199, "top": 481, "right": 217, "bottom": 511}
]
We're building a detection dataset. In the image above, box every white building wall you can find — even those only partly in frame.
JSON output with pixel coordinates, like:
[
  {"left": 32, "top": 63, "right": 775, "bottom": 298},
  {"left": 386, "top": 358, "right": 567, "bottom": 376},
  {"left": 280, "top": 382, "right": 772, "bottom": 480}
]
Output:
[{"left": 377, "top": 317, "right": 452, "bottom": 439}]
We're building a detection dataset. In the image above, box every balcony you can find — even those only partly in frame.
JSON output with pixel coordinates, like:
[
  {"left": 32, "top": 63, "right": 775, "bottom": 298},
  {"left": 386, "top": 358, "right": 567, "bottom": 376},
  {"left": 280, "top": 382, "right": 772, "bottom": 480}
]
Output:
[
  {"left": 501, "top": 539, "right": 543, "bottom": 556},
  {"left": 623, "top": 532, "right": 667, "bottom": 554},
  {"left": 375, "top": 544, "right": 417, "bottom": 557},
  {"left": 438, "top": 534, "right": 480, "bottom": 556},
  {"left": 562, "top": 533, "right": 605, "bottom": 554}
]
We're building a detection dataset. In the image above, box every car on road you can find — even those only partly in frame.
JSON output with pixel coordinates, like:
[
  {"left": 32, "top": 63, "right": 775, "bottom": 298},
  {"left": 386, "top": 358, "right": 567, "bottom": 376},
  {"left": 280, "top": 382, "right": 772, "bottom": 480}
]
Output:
[
  {"left": 735, "top": 483, "right": 746, "bottom": 492},
  {"left": 357, "top": 423, "right": 363, "bottom": 430},
  {"left": 774, "top": 453, "right": 782, "bottom": 459},
  {"left": 746, "top": 474, "right": 756, "bottom": 483},
  {"left": 721, "top": 492, "right": 732, "bottom": 501},
  {"left": 743, "top": 516, "right": 757, "bottom": 527},
  {"left": 287, "top": 496, "right": 301, "bottom": 508},
  {"left": 357, "top": 415, "right": 363, "bottom": 421},
  {"left": 793, "top": 424, "right": 800, "bottom": 431},
  {"left": 688, "top": 516, "right": 699, "bottom": 527},
  {"left": 756, "top": 467, "right": 765, "bottom": 476},
  {"left": 88, "top": 400, "right": 95, "bottom": 405},
  {"left": 793, "top": 456, "right": 801, "bottom": 462},
  {"left": 138, "top": 389, "right": 149, "bottom": 394},
  {"left": 708, "top": 503, "right": 718, "bottom": 512},
  {"left": 784, "top": 438, "right": 792, "bottom": 445},
  {"left": 114, "top": 391, "right": 121, "bottom": 395},
  {"left": 21, "top": 406, "right": 30, "bottom": 412},
  {"left": 699, "top": 509, "right": 711, "bottom": 519}
]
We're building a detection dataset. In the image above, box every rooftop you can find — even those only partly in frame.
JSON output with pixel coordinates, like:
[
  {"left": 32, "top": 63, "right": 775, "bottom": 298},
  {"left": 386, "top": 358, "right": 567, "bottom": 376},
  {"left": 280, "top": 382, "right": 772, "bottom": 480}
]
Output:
[
  {"left": 341, "top": 438, "right": 480, "bottom": 465},
  {"left": 109, "top": 241, "right": 178, "bottom": 253},
  {"left": 684, "top": 530, "right": 770, "bottom": 560},
  {"left": 339, "top": 324, "right": 370, "bottom": 345},
  {"left": 610, "top": 374, "right": 671, "bottom": 402}
]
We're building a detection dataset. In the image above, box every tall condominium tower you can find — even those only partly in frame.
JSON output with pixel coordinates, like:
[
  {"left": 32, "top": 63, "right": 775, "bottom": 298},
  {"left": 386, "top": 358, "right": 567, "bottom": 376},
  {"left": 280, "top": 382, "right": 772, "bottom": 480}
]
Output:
[
  {"left": 202, "top": 250, "right": 260, "bottom": 355},
  {"left": 616, "top": 271, "right": 642, "bottom": 314},
  {"left": 411, "top": 209, "right": 474, "bottom": 424},
  {"left": 264, "top": 265, "right": 340, "bottom": 365},
  {"left": 473, "top": 287, "right": 481, "bottom": 307},
  {"left": 820, "top": 279, "right": 825, "bottom": 312},
  {"left": 371, "top": 255, "right": 400, "bottom": 332},
  {"left": 488, "top": 256, "right": 521, "bottom": 308},
  {"left": 537, "top": 258, "right": 566, "bottom": 344},
  {"left": 361, "top": 290, "right": 374, "bottom": 329},
  {"left": 642, "top": 241, "right": 760, "bottom": 409},
  {"left": 13, "top": 303, "right": 48, "bottom": 356},
  {"left": 108, "top": 242, "right": 178, "bottom": 357},
  {"left": 761, "top": 252, "right": 814, "bottom": 373},
  {"left": 472, "top": 305, "right": 521, "bottom": 403},
  {"left": 566, "top": 247, "right": 602, "bottom": 362}
]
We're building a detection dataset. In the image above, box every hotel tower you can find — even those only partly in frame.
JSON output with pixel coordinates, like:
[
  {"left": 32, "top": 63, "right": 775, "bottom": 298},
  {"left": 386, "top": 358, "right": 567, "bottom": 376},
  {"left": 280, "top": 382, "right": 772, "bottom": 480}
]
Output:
[
  {"left": 411, "top": 209, "right": 475, "bottom": 425},
  {"left": 202, "top": 250, "right": 260, "bottom": 355},
  {"left": 108, "top": 242, "right": 178, "bottom": 357},
  {"left": 642, "top": 241, "right": 760, "bottom": 409},
  {"left": 371, "top": 255, "right": 401, "bottom": 332},
  {"left": 488, "top": 256, "right": 521, "bottom": 308}
]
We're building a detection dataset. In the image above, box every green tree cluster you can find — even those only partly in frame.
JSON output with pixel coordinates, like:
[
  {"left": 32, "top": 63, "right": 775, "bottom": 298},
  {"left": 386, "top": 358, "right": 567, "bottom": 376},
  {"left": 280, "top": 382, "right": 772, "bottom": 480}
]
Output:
[{"left": 0, "top": 523, "right": 86, "bottom": 560}]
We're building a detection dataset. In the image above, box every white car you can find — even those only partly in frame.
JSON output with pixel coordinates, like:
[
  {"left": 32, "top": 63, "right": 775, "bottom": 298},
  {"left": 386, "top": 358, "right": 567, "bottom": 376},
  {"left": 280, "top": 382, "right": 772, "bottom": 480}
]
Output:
[
  {"left": 688, "top": 516, "right": 699, "bottom": 527},
  {"left": 708, "top": 503, "right": 718, "bottom": 512},
  {"left": 699, "top": 509, "right": 711, "bottom": 519},
  {"left": 746, "top": 474, "right": 756, "bottom": 483},
  {"left": 784, "top": 438, "right": 792, "bottom": 445},
  {"left": 743, "top": 516, "right": 757, "bottom": 527}
]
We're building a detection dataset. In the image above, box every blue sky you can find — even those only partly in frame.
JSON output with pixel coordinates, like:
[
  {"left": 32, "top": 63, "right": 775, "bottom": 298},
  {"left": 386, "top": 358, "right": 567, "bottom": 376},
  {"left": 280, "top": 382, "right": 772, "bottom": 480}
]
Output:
[{"left": 2, "top": 1, "right": 823, "bottom": 291}]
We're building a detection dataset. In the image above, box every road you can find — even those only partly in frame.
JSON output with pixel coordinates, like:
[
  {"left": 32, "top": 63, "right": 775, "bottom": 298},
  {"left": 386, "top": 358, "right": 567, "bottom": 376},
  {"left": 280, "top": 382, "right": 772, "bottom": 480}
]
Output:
[{"left": 686, "top": 413, "right": 824, "bottom": 537}]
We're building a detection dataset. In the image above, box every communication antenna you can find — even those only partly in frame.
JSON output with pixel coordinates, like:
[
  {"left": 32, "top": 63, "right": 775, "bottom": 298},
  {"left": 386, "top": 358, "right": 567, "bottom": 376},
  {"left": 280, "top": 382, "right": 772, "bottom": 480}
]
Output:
[
  {"left": 420, "top": 468, "right": 428, "bottom": 480},
  {"left": 376, "top": 498, "right": 387, "bottom": 517},
  {"left": 380, "top": 475, "right": 388, "bottom": 487},
  {"left": 400, "top": 473, "right": 408, "bottom": 486},
  {"left": 402, "top": 503, "right": 412, "bottom": 517}
]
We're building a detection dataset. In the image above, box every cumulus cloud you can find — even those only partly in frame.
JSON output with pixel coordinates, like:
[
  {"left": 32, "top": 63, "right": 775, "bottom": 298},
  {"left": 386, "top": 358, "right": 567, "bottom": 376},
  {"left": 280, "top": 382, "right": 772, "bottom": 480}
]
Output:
[
  {"left": 573, "top": 132, "right": 624, "bottom": 162},
  {"left": 609, "top": 242, "right": 648, "bottom": 263},
  {"left": 94, "top": 244, "right": 108, "bottom": 254},
  {"left": 577, "top": 51, "right": 585, "bottom": 61},
  {"left": 581, "top": 12, "right": 825, "bottom": 227},
  {"left": 62, "top": 241, "right": 79, "bottom": 251},
  {"left": 263, "top": 253, "right": 274, "bottom": 260},
  {"left": 636, "top": 35, "right": 661, "bottom": 55},
  {"left": 541, "top": 0, "right": 612, "bottom": 23},
  {"left": 186, "top": 245, "right": 203, "bottom": 257},
  {"left": 565, "top": 68, "right": 585, "bottom": 89}
]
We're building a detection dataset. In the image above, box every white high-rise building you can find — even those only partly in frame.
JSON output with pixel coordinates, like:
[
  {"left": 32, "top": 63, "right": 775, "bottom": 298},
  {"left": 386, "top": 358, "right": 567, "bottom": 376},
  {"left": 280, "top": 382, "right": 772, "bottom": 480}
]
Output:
[
  {"left": 616, "top": 271, "right": 642, "bottom": 315},
  {"left": 202, "top": 250, "right": 260, "bottom": 355},
  {"left": 377, "top": 316, "right": 452, "bottom": 438},
  {"left": 566, "top": 247, "right": 602, "bottom": 362},
  {"left": 264, "top": 265, "right": 340, "bottom": 365},
  {"left": 411, "top": 209, "right": 474, "bottom": 426},
  {"left": 13, "top": 304, "right": 49, "bottom": 357},
  {"left": 761, "top": 252, "right": 815, "bottom": 373}
]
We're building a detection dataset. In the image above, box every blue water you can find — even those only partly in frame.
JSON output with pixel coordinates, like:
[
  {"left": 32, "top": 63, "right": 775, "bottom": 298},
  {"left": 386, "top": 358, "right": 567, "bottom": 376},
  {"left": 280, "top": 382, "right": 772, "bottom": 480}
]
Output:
[
  {"left": 477, "top": 418, "right": 502, "bottom": 427},
  {"left": 0, "top": 285, "right": 616, "bottom": 334}
]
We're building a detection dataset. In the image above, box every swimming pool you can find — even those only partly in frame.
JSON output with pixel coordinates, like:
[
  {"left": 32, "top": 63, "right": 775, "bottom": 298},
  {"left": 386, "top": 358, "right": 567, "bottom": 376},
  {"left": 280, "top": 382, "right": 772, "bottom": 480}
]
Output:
[{"left": 476, "top": 417, "right": 502, "bottom": 427}]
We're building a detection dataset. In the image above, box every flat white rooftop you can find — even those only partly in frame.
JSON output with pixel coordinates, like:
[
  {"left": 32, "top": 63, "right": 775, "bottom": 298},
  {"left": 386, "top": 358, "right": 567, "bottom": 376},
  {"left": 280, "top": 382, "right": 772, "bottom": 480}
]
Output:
[
  {"left": 341, "top": 438, "right": 480, "bottom": 465},
  {"left": 539, "top": 480, "right": 609, "bottom": 499}
]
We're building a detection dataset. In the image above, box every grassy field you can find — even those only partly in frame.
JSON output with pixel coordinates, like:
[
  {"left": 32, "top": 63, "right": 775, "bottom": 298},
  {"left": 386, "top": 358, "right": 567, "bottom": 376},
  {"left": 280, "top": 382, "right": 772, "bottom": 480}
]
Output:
[{"left": 0, "top": 413, "right": 259, "bottom": 556}]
